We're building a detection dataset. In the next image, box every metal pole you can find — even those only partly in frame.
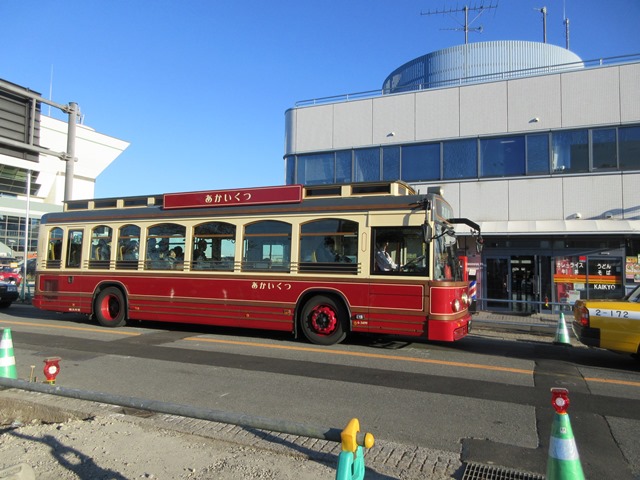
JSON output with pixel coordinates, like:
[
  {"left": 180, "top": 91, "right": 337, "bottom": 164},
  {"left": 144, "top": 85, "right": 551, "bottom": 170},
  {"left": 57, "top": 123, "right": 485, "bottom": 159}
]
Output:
[
  {"left": 20, "top": 170, "right": 31, "bottom": 302},
  {"left": 541, "top": 7, "right": 547, "bottom": 43},
  {"left": 464, "top": 6, "right": 469, "bottom": 44},
  {"left": 64, "top": 102, "right": 78, "bottom": 202}
]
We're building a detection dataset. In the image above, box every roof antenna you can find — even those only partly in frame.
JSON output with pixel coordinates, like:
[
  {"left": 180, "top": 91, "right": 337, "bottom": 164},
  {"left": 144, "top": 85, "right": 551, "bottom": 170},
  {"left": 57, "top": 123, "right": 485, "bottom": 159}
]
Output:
[
  {"left": 534, "top": 6, "right": 547, "bottom": 43},
  {"left": 563, "top": 0, "right": 570, "bottom": 49},
  {"left": 421, "top": 2, "right": 499, "bottom": 45}
]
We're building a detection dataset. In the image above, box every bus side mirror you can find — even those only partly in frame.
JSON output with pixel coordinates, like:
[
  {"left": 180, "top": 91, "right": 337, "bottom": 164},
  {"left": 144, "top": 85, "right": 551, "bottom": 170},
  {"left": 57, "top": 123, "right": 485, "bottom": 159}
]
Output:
[{"left": 422, "top": 224, "right": 433, "bottom": 243}]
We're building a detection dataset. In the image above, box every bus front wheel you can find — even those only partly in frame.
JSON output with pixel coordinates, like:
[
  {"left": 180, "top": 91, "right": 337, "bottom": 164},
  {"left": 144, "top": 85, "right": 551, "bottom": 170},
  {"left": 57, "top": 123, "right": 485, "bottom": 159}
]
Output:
[
  {"left": 95, "top": 287, "right": 127, "bottom": 328},
  {"left": 300, "top": 295, "right": 347, "bottom": 345}
]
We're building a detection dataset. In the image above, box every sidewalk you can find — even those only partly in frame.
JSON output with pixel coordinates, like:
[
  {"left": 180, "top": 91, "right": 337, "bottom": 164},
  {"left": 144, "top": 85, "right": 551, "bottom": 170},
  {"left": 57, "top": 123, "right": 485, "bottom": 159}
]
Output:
[{"left": 472, "top": 308, "right": 568, "bottom": 334}]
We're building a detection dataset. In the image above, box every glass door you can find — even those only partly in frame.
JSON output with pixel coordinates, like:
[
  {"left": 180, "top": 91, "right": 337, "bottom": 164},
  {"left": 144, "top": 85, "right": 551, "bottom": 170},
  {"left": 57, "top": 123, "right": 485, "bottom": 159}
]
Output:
[{"left": 485, "top": 257, "right": 510, "bottom": 310}]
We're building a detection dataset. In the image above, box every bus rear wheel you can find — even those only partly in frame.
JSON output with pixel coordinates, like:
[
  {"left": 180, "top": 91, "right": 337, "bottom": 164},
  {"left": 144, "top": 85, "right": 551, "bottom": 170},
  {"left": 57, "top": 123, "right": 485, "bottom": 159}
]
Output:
[
  {"left": 300, "top": 295, "right": 347, "bottom": 345},
  {"left": 95, "top": 287, "right": 127, "bottom": 328}
]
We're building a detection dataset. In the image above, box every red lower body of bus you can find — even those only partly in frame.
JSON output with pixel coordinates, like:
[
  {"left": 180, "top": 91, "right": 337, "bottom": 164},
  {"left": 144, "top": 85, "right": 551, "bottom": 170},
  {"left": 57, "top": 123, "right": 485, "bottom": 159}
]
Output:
[{"left": 33, "top": 272, "right": 470, "bottom": 343}]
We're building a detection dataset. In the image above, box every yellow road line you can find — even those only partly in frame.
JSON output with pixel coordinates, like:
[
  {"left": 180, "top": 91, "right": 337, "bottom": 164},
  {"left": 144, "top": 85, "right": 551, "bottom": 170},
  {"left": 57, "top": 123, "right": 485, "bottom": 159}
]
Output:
[
  {"left": 0, "top": 319, "right": 141, "bottom": 336},
  {"left": 186, "top": 338, "right": 640, "bottom": 388},
  {"left": 3, "top": 320, "right": 638, "bottom": 388},
  {"left": 185, "top": 337, "right": 534, "bottom": 375},
  {"left": 584, "top": 377, "right": 640, "bottom": 388}
]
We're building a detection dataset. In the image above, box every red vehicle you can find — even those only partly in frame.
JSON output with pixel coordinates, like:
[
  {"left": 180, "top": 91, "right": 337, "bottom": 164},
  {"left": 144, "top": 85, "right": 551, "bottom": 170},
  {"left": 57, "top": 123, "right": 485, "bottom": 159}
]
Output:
[
  {"left": 0, "top": 266, "right": 22, "bottom": 286},
  {"left": 33, "top": 182, "right": 482, "bottom": 345}
]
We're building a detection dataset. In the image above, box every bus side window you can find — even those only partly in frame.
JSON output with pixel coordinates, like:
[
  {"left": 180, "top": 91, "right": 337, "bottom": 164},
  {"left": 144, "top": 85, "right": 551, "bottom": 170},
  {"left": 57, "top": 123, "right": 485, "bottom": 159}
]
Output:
[
  {"left": 115, "top": 224, "right": 140, "bottom": 270},
  {"left": 66, "top": 229, "right": 84, "bottom": 268},
  {"left": 242, "top": 220, "right": 291, "bottom": 272},
  {"left": 299, "top": 219, "right": 358, "bottom": 274},
  {"left": 46, "top": 228, "right": 63, "bottom": 269}
]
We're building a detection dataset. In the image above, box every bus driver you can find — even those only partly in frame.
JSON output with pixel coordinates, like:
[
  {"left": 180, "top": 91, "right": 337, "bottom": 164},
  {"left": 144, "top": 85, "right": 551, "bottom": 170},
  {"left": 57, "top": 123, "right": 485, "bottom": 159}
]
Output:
[{"left": 375, "top": 242, "right": 397, "bottom": 271}]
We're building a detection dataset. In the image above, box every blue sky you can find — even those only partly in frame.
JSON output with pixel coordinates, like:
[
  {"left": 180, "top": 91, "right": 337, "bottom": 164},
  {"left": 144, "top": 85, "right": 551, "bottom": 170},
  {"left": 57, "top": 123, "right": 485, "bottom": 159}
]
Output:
[{"left": 2, "top": 1, "right": 639, "bottom": 198}]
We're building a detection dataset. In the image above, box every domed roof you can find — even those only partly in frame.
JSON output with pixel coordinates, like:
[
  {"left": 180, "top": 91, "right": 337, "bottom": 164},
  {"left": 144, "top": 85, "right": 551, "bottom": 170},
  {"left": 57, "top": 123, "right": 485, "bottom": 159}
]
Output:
[{"left": 383, "top": 40, "right": 584, "bottom": 93}]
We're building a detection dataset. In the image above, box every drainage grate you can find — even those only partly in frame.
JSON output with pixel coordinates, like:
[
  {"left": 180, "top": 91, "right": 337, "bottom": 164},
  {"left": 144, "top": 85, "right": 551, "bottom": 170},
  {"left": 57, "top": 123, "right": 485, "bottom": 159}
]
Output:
[{"left": 462, "top": 462, "right": 545, "bottom": 480}]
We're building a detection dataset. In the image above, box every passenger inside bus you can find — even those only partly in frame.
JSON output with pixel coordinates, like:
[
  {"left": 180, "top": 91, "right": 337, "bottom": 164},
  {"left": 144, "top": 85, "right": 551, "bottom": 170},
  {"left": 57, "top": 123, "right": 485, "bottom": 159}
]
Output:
[
  {"left": 315, "top": 237, "right": 337, "bottom": 262},
  {"left": 193, "top": 239, "right": 207, "bottom": 262},
  {"left": 123, "top": 241, "right": 138, "bottom": 261},
  {"left": 315, "top": 237, "right": 352, "bottom": 263},
  {"left": 93, "top": 239, "right": 110, "bottom": 261},
  {"left": 146, "top": 238, "right": 158, "bottom": 260}
]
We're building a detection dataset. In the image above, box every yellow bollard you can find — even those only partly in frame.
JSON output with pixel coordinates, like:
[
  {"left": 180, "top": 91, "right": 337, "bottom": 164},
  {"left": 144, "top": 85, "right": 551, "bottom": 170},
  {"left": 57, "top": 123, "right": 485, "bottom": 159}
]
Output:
[{"left": 336, "top": 418, "right": 374, "bottom": 480}]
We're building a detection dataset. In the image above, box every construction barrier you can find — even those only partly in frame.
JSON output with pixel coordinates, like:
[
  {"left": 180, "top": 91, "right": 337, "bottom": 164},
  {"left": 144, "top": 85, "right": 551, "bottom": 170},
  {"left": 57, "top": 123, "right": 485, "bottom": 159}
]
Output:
[
  {"left": 335, "top": 418, "right": 374, "bottom": 480},
  {"left": 553, "top": 312, "right": 572, "bottom": 346},
  {"left": 0, "top": 328, "right": 17, "bottom": 379},
  {"left": 546, "top": 388, "right": 585, "bottom": 480}
]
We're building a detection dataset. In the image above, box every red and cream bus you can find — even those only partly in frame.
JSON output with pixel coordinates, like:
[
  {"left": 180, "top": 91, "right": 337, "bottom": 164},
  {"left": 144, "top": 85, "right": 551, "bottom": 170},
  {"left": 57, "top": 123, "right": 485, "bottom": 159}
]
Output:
[{"left": 33, "top": 181, "right": 482, "bottom": 345}]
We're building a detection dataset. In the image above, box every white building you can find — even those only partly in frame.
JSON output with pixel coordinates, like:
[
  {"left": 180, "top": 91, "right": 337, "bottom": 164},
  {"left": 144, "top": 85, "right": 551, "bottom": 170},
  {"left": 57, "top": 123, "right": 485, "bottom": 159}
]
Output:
[
  {"left": 284, "top": 41, "right": 640, "bottom": 311},
  {"left": 0, "top": 79, "right": 129, "bottom": 260}
]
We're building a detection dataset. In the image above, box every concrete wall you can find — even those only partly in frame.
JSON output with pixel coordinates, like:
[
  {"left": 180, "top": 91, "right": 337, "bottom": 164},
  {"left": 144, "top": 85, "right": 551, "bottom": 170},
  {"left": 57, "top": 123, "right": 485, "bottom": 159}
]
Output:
[{"left": 286, "top": 63, "right": 640, "bottom": 154}]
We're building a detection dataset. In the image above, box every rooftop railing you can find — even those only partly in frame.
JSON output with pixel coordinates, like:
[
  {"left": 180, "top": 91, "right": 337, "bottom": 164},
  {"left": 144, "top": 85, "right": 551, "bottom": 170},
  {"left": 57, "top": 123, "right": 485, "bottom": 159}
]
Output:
[{"left": 294, "top": 52, "right": 640, "bottom": 108}]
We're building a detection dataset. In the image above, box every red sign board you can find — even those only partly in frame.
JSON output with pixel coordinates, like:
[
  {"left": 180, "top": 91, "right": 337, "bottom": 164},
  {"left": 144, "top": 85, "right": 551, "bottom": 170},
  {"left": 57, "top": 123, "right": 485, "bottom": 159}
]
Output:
[{"left": 163, "top": 185, "right": 303, "bottom": 209}]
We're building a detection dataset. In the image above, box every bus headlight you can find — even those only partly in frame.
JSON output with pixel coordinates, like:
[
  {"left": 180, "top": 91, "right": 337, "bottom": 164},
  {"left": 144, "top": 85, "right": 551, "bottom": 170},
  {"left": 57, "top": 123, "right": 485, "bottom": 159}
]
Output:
[
  {"left": 461, "top": 292, "right": 469, "bottom": 306},
  {"left": 452, "top": 298, "right": 461, "bottom": 312}
]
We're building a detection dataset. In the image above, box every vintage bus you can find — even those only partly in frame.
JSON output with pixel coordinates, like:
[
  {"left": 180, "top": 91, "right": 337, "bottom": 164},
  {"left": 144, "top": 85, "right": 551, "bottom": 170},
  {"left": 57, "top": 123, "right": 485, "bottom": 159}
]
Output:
[{"left": 33, "top": 181, "right": 482, "bottom": 345}]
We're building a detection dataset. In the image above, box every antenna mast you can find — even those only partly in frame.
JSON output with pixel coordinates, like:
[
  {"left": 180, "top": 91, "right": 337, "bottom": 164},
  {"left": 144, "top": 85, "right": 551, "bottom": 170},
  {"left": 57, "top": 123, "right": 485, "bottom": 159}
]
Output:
[
  {"left": 563, "top": 0, "right": 570, "bottom": 49},
  {"left": 421, "top": 2, "right": 498, "bottom": 44},
  {"left": 535, "top": 7, "right": 547, "bottom": 43}
]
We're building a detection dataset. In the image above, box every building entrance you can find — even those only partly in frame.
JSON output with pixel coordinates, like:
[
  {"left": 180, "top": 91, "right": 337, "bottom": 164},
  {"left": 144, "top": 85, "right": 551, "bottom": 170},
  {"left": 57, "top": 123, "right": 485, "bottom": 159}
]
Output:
[{"left": 485, "top": 256, "right": 537, "bottom": 312}]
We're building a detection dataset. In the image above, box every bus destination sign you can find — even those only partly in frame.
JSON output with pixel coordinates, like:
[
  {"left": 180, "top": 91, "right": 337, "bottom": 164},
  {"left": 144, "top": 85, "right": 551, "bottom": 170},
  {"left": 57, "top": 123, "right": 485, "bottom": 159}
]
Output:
[{"left": 163, "top": 185, "right": 303, "bottom": 209}]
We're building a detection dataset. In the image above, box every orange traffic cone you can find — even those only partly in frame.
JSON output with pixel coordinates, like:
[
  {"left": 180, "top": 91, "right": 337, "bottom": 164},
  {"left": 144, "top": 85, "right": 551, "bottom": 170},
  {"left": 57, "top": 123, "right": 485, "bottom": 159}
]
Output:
[
  {"left": 0, "top": 328, "right": 17, "bottom": 379},
  {"left": 546, "top": 388, "right": 585, "bottom": 480}
]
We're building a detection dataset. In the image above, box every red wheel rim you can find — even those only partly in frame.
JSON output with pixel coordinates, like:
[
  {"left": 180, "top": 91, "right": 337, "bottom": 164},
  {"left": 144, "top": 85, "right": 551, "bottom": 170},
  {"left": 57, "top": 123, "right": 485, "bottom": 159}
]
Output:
[
  {"left": 309, "top": 305, "right": 337, "bottom": 335},
  {"left": 100, "top": 294, "right": 120, "bottom": 321}
]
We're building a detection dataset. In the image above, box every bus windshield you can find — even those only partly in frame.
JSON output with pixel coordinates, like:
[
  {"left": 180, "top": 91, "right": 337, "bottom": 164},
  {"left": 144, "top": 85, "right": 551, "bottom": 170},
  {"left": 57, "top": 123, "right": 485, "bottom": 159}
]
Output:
[{"left": 433, "top": 222, "right": 461, "bottom": 281}]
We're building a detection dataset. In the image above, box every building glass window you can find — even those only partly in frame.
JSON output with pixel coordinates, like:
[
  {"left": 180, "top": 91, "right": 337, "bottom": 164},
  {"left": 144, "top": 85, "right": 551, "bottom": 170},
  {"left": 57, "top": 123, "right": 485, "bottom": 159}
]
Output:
[
  {"left": 552, "top": 129, "right": 588, "bottom": 173},
  {"left": 354, "top": 147, "right": 380, "bottom": 182},
  {"left": 480, "top": 136, "right": 525, "bottom": 177},
  {"left": 297, "top": 153, "right": 334, "bottom": 185},
  {"left": 382, "top": 146, "right": 400, "bottom": 181},
  {"left": 443, "top": 139, "right": 477, "bottom": 179},
  {"left": 619, "top": 125, "right": 640, "bottom": 170},
  {"left": 592, "top": 128, "right": 617, "bottom": 170},
  {"left": 285, "top": 156, "right": 295, "bottom": 184},
  {"left": 335, "top": 151, "right": 352, "bottom": 183},
  {"left": 401, "top": 143, "right": 440, "bottom": 181},
  {"left": 526, "top": 134, "right": 550, "bottom": 174}
]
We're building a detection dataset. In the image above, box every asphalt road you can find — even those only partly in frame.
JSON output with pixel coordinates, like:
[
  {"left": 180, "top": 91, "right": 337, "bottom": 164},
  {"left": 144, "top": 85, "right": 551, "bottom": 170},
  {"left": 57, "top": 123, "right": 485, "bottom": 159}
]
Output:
[{"left": 1, "top": 303, "right": 639, "bottom": 479}]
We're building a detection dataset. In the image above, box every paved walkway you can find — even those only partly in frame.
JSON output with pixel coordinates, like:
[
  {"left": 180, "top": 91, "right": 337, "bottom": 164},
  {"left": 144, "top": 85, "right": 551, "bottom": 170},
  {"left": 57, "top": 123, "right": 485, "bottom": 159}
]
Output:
[{"left": 472, "top": 308, "right": 569, "bottom": 333}]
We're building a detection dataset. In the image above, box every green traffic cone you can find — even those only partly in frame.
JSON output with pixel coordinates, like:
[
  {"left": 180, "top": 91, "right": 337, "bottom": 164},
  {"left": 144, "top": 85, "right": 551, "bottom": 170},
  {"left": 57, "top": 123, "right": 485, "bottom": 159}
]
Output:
[
  {"left": 553, "top": 312, "right": 572, "bottom": 346},
  {"left": 0, "top": 328, "right": 17, "bottom": 379},
  {"left": 546, "top": 411, "right": 585, "bottom": 480}
]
